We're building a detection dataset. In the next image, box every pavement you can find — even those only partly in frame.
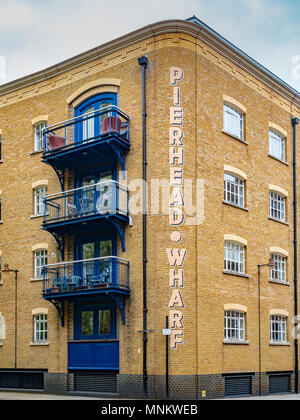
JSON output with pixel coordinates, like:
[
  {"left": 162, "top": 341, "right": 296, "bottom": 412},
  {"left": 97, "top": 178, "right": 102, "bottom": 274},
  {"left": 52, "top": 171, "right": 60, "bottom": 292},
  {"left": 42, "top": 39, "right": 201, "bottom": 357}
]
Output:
[
  {"left": 0, "top": 391, "right": 117, "bottom": 400},
  {"left": 1, "top": 390, "right": 300, "bottom": 400},
  {"left": 224, "top": 393, "right": 300, "bottom": 400}
]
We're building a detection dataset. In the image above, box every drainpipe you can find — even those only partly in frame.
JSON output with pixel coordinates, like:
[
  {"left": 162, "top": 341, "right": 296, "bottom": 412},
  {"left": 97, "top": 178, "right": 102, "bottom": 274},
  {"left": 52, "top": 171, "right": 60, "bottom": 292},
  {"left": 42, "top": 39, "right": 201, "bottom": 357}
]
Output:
[
  {"left": 138, "top": 55, "right": 149, "bottom": 400},
  {"left": 293, "top": 116, "right": 299, "bottom": 394}
]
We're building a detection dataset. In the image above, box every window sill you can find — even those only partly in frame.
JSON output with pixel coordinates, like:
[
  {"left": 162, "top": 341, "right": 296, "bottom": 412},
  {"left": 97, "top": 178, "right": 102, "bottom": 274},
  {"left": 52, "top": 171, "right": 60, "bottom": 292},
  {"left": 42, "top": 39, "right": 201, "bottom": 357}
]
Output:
[
  {"left": 0, "top": 160, "right": 3, "bottom": 164},
  {"left": 30, "top": 150, "right": 43, "bottom": 156},
  {"left": 223, "top": 201, "right": 249, "bottom": 212},
  {"left": 269, "top": 342, "right": 290, "bottom": 347},
  {"left": 222, "top": 130, "right": 248, "bottom": 145},
  {"left": 30, "top": 342, "right": 49, "bottom": 347},
  {"left": 30, "top": 214, "right": 46, "bottom": 220},
  {"left": 30, "top": 277, "right": 43, "bottom": 282},
  {"left": 223, "top": 340, "right": 249, "bottom": 346},
  {"left": 0, "top": 221, "right": 3, "bottom": 225},
  {"left": 0, "top": 343, "right": 3, "bottom": 347},
  {"left": 223, "top": 270, "right": 249, "bottom": 279},
  {"left": 268, "top": 217, "right": 289, "bottom": 226},
  {"left": 268, "top": 154, "right": 289, "bottom": 166},
  {"left": 269, "top": 280, "right": 290, "bottom": 287}
]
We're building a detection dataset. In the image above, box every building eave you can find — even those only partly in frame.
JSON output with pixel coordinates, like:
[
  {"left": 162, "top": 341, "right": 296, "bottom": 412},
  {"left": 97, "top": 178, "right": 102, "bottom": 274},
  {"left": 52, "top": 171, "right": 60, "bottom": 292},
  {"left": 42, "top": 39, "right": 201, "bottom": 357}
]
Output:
[{"left": 0, "top": 18, "right": 299, "bottom": 108}]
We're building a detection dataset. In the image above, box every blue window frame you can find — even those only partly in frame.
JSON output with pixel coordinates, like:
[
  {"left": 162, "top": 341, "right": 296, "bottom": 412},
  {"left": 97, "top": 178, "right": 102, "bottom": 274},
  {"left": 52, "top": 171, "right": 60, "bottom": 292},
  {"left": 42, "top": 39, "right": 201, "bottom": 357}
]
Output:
[{"left": 75, "top": 302, "right": 117, "bottom": 340}]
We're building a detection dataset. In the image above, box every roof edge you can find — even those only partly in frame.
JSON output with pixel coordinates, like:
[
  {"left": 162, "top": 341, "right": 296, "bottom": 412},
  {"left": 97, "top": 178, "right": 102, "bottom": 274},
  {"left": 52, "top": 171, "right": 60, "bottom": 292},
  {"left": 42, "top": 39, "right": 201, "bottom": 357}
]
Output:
[{"left": 0, "top": 18, "right": 299, "bottom": 108}]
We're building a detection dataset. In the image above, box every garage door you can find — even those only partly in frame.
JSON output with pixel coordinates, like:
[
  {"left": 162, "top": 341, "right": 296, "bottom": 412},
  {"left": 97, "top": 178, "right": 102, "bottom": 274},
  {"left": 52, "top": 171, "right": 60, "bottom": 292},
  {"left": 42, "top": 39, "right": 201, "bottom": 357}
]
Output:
[
  {"left": 0, "top": 371, "right": 44, "bottom": 390},
  {"left": 74, "top": 373, "right": 117, "bottom": 393},
  {"left": 225, "top": 376, "right": 252, "bottom": 397},
  {"left": 269, "top": 374, "right": 291, "bottom": 395}
]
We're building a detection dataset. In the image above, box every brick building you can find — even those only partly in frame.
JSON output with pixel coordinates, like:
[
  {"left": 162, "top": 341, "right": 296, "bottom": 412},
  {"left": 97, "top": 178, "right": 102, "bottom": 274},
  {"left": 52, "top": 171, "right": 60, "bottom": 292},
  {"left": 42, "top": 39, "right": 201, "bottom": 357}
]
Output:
[{"left": 0, "top": 16, "right": 299, "bottom": 399}]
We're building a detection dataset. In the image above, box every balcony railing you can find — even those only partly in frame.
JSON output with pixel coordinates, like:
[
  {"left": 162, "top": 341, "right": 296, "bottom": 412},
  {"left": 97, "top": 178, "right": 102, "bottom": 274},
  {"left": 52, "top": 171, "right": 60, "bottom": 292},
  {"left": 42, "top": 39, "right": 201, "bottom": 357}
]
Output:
[
  {"left": 44, "top": 180, "right": 128, "bottom": 225},
  {"left": 43, "top": 106, "right": 130, "bottom": 155},
  {"left": 43, "top": 256, "right": 129, "bottom": 295}
]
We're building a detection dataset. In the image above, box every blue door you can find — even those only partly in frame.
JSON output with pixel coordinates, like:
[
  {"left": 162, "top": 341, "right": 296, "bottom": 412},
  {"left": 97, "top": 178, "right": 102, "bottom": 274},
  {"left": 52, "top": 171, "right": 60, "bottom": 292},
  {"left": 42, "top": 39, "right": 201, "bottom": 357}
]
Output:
[
  {"left": 77, "top": 237, "right": 115, "bottom": 287},
  {"left": 69, "top": 302, "right": 119, "bottom": 371},
  {"left": 75, "top": 171, "right": 114, "bottom": 218},
  {"left": 75, "top": 94, "right": 117, "bottom": 145}
]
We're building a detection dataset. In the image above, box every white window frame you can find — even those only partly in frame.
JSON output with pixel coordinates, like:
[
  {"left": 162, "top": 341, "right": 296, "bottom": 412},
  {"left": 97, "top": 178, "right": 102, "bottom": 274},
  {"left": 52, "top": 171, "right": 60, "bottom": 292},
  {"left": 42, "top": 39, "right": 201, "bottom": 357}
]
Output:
[
  {"left": 269, "top": 130, "right": 285, "bottom": 162},
  {"left": 224, "top": 311, "right": 245, "bottom": 342},
  {"left": 34, "top": 314, "right": 48, "bottom": 343},
  {"left": 224, "top": 173, "right": 245, "bottom": 208},
  {"left": 223, "top": 104, "right": 244, "bottom": 140},
  {"left": 34, "top": 122, "right": 47, "bottom": 152},
  {"left": 34, "top": 249, "right": 48, "bottom": 279},
  {"left": 270, "top": 315, "right": 287, "bottom": 343},
  {"left": 34, "top": 186, "right": 47, "bottom": 216},
  {"left": 224, "top": 241, "right": 245, "bottom": 275},
  {"left": 270, "top": 254, "right": 287, "bottom": 284},
  {"left": 269, "top": 192, "right": 286, "bottom": 222}
]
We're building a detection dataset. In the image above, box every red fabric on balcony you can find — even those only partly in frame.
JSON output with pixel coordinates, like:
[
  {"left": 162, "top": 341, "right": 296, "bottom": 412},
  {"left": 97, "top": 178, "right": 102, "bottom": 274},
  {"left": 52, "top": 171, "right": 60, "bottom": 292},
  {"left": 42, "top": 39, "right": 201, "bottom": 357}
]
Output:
[
  {"left": 49, "top": 135, "right": 65, "bottom": 150},
  {"left": 101, "top": 116, "right": 121, "bottom": 135}
]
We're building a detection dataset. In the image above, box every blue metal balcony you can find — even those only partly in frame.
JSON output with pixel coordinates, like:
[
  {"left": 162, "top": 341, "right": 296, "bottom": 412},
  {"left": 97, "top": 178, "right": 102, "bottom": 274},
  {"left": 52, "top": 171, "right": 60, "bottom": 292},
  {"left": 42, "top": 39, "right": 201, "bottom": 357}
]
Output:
[
  {"left": 43, "top": 180, "right": 129, "bottom": 255},
  {"left": 42, "top": 256, "right": 130, "bottom": 326},
  {"left": 42, "top": 106, "right": 130, "bottom": 188}
]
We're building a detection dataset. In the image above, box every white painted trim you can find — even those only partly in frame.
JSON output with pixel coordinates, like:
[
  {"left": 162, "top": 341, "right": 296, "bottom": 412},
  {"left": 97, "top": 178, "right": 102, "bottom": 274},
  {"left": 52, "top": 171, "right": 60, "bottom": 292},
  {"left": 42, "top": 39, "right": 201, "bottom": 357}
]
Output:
[
  {"left": 224, "top": 234, "right": 248, "bottom": 246},
  {"left": 32, "top": 115, "right": 48, "bottom": 126},
  {"left": 32, "top": 308, "right": 48, "bottom": 316},
  {"left": 223, "top": 95, "right": 246, "bottom": 114},
  {"left": 270, "top": 309, "right": 289, "bottom": 318},
  {"left": 269, "top": 122, "right": 287, "bottom": 139},
  {"left": 269, "top": 185, "right": 288, "bottom": 198},
  {"left": 32, "top": 243, "right": 48, "bottom": 252},
  {"left": 32, "top": 180, "right": 48, "bottom": 189},
  {"left": 270, "top": 247, "right": 289, "bottom": 258},
  {"left": 224, "top": 165, "right": 247, "bottom": 181},
  {"left": 224, "top": 304, "right": 247, "bottom": 313}
]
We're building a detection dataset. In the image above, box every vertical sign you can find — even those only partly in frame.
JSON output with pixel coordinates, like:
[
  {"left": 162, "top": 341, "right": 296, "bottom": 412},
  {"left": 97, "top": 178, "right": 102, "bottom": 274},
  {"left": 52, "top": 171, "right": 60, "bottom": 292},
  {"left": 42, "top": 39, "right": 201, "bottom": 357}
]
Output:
[{"left": 167, "top": 67, "right": 186, "bottom": 350}]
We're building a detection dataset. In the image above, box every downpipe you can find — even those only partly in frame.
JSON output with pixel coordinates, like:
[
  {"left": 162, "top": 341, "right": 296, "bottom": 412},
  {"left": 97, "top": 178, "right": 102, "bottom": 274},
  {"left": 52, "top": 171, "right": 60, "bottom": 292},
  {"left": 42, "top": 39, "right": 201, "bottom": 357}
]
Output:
[{"left": 138, "top": 55, "right": 149, "bottom": 400}]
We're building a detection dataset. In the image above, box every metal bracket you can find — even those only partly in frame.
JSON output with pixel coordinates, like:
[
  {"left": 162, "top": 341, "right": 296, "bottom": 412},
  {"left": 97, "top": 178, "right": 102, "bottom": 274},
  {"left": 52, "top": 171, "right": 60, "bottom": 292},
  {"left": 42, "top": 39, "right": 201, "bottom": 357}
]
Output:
[
  {"left": 107, "top": 217, "right": 126, "bottom": 252},
  {"left": 108, "top": 143, "right": 126, "bottom": 179},
  {"left": 50, "top": 232, "right": 65, "bottom": 260},
  {"left": 109, "top": 293, "right": 127, "bottom": 325},
  {"left": 49, "top": 299, "right": 65, "bottom": 327},
  {"left": 52, "top": 164, "right": 65, "bottom": 190}
]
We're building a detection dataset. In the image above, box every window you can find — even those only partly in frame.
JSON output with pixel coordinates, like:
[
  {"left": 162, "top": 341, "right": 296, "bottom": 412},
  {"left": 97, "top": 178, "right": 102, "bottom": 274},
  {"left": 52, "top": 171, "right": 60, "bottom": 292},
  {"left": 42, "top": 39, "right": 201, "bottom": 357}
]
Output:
[
  {"left": 269, "top": 192, "right": 286, "bottom": 222},
  {"left": 34, "top": 122, "right": 47, "bottom": 152},
  {"left": 269, "top": 130, "right": 285, "bottom": 162},
  {"left": 270, "top": 254, "right": 287, "bottom": 284},
  {"left": 34, "top": 249, "right": 48, "bottom": 278},
  {"left": 224, "top": 241, "right": 245, "bottom": 274},
  {"left": 270, "top": 315, "right": 287, "bottom": 343},
  {"left": 224, "top": 173, "right": 245, "bottom": 207},
  {"left": 76, "top": 303, "right": 116, "bottom": 340},
  {"left": 224, "top": 311, "right": 245, "bottom": 341},
  {"left": 34, "top": 186, "right": 47, "bottom": 216},
  {"left": 223, "top": 104, "right": 244, "bottom": 140},
  {"left": 34, "top": 314, "right": 48, "bottom": 342}
]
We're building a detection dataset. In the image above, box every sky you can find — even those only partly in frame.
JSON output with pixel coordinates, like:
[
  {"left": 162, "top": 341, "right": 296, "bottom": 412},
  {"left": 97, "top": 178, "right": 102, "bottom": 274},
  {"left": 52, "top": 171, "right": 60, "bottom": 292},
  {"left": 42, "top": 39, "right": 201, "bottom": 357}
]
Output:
[{"left": 0, "top": 0, "right": 299, "bottom": 91}]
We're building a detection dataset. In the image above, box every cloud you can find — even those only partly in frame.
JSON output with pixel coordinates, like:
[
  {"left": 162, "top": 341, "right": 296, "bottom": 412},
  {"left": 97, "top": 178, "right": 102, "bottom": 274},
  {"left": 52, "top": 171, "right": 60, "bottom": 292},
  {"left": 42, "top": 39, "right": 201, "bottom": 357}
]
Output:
[{"left": 0, "top": 0, "right": 299, "bottom": 91}]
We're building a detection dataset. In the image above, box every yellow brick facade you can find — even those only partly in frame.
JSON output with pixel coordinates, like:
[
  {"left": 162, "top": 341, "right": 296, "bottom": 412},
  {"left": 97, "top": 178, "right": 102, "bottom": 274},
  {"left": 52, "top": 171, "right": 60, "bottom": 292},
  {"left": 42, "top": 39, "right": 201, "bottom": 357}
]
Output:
[{"left": 0, "top": 18, "right": 299, "bottom": 398}]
